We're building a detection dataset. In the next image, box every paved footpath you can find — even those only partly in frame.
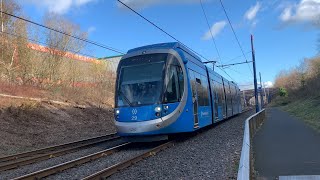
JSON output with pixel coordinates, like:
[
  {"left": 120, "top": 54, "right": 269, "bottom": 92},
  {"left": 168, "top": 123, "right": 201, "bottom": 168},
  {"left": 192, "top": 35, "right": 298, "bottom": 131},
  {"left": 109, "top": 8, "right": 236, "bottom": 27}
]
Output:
[{"left": 253, "top": 108, "right": 320, "bottom": 179}]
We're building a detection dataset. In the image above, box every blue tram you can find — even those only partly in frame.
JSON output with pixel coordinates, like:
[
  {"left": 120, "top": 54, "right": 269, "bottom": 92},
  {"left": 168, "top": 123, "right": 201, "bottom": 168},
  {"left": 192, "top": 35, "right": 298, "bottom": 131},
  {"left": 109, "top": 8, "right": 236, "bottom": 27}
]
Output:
[{"left": 114, "top": 42, "right": 242, "bottom": 140}]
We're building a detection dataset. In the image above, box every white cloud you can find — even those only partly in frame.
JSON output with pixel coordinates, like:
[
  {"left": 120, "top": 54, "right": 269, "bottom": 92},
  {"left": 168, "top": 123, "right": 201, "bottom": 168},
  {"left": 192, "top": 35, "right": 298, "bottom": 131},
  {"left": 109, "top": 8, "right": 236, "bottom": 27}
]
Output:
[
  {"left": 88, "top": 26, "right": 96, "bottom": 34},
  {"left": 239, "top": 81, "right": 273, "bottom": 90},
  {"left": 264, "top": 81, "right": 274, "bottom": 88},
  {"left": 118, "top": 0, "right": 204, "bottom": 9},
  {"left": 75, "top": 0, "right": 95, "bottom": 6},
  {"left": 244, "top": 2, "right": 261, "bottom": 21},
  {"left": 24, "top": 0, "right": 96, "bottom": 14},
  {"left": 258, "top": 81, "right": 274, "bottom": 88},
  {"left": 202, "top": 21, "right": 227, "bottom": 40},
  {"left": 279, "top": 0, "right": 320, "bottom": 25},
  {"left": 280, "top": 7, "right": 292, "bottom": 21},
  {"left": 251, "top": 20, "right": 258, "bottom": 28},
  {"left": 244, "top": 2, "right": 261, "bottom": 29}
]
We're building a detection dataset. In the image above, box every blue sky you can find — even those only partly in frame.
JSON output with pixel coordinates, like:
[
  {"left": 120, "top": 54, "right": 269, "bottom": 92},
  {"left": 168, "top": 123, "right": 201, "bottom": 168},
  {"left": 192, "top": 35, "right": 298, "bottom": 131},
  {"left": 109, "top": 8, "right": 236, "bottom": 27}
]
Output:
[{"left": 17, "top": 0, "right": 320, "bottom": 89}]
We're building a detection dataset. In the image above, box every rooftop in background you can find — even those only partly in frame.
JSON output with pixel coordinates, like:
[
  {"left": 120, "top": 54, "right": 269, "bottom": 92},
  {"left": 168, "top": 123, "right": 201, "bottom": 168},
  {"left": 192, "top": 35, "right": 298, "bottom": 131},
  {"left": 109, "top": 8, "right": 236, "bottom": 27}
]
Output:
[{"left": 99, "top": 55, "right": 123, "bottom": 73}]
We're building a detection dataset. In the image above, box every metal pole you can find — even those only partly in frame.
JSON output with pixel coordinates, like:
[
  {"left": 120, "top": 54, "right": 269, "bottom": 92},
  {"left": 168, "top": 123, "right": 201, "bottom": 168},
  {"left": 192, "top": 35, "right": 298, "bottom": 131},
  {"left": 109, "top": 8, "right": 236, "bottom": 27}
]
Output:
[
  {"left": 251, "top": 35, "right": 259, "bottom": 113},
  {"left": 259, "top": 72, "right": 264, "bottom": 108}
]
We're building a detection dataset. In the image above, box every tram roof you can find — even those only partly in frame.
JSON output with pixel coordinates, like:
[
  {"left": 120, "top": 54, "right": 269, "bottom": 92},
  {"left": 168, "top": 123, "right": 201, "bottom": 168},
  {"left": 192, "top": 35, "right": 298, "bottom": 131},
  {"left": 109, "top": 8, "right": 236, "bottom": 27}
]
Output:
[{"left": 127, "top": 42, "right": 202, "bottom": 63}]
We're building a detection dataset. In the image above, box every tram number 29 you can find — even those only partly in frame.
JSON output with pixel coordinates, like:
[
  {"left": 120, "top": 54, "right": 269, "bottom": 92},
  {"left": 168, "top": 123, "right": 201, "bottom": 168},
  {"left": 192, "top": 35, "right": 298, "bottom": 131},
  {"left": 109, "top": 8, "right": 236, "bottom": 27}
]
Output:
[{"left": 131, "top": 116, "right": 137, "bottom": 120}]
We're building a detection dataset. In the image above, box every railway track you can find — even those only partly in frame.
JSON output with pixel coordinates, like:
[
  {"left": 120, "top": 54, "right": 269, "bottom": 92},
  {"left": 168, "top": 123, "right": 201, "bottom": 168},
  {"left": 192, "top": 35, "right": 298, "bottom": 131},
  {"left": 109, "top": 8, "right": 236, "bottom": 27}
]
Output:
[
  {"left": 0, "top": 133, "right": 119, "bottom": 172},
  {"left": 82, "top": 141, "right": 174, "bottom": 180},
  {"left": 10, "top": 141, "right": 173, "bottom": 180}
]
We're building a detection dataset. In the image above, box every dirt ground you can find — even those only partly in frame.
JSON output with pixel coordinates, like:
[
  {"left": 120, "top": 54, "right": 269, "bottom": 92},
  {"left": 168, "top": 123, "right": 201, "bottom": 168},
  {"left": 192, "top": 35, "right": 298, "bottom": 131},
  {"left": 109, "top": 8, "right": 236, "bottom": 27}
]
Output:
[{"left": 0, "top": 97, "right": 116, "bottom": 157}]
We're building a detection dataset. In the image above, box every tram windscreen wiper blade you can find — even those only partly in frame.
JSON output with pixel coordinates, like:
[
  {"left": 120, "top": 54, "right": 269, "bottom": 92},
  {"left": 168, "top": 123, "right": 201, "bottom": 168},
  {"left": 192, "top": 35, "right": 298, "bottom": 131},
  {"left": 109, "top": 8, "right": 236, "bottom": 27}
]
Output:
[{"left": 118, "top": 90, "right": 133, "bottom": 107}]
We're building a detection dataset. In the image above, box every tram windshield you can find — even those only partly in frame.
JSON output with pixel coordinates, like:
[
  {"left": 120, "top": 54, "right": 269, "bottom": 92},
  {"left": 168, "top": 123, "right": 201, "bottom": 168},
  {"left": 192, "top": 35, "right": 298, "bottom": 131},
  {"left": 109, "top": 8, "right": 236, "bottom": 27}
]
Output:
[{"left": 116, "top": 54, "right": 166, "bottom": 107}]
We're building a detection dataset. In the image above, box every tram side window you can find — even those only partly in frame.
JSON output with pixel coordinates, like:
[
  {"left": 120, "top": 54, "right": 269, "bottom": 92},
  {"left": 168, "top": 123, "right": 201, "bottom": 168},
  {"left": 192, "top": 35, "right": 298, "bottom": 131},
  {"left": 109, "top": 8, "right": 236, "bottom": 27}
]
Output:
[
  {"left": 237, "top": 88, "right": 240, "bottom": 105},
  {"left": 196, "top": 75, "right": 209, "bottom": 106},
  {"left": 189, "top": 70, "right": 196, "bottom": 98},
  {"left": 177, "top": 66, "right": 184, "bottom": 99},
  {"left": 212, "top": 81, "right": 220, "bottom": 116},
  {"left": 236, "top": 89, "right": 238, "bottom": 105},
  {"left": 195, "top": 77, "right": 203, "bottom": 105},
  {"left": 232, "top": 87, "right": 235, "bottom": 101},
  {"left": 164, "top": 57, "right": 184, "bottom": 103},
  {"left": 214, "top": 83, "right": 221, "bottom": 104},
  {"left": 231, "top": 87, "right": 235, "bottom": 105},
  {"left": 212, "top": 81, "right": 219, "bottom": 104},
  {"left": 233, "top": 87, "right": 236, "bottom": 104},
  {"left": 229, "top": 86, "right": 232, "bottom": 105},
  {"left": 164, "top": 66, "right": 179, "bottom": 103},
  {"left": 220, "top": 85, "right": 225, "bottom": 103},
  {"left": 230, "top": 86, "right": 233, "bottom": 104},
  {"left": 227, "top": 85, "right": 232, "bottom": 105}
]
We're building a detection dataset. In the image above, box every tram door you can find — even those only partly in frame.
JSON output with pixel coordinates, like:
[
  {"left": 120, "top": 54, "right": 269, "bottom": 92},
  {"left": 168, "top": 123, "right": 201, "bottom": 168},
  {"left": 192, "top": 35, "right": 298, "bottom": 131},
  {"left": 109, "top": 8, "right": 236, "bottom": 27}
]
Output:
[{"left": 189, "top": 70, "right": 200, "bottom": 127}]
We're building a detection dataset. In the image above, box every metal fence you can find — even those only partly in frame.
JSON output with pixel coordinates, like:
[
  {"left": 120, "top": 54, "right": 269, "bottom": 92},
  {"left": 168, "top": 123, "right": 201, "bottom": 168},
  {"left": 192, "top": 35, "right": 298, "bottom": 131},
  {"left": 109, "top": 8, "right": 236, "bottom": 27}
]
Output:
[{"left": 237, "top": 109, "right": 266, "bottom": 180}]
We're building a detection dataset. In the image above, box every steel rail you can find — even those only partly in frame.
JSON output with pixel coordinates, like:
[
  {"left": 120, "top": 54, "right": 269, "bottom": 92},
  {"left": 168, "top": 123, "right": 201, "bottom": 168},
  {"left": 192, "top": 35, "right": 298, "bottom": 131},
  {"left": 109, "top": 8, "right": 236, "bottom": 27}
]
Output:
[
  {"left": 0, "top": 133, "right": 118, "bottom": 163},
  {"left": 82, "top": 141, "right": 174, "bottom": 180},
  {"left": 0, "top": 133, "right": 119, "bottom": 171},
  {"left": 12, "top": 142, "right": 131, "bottom": 180}
]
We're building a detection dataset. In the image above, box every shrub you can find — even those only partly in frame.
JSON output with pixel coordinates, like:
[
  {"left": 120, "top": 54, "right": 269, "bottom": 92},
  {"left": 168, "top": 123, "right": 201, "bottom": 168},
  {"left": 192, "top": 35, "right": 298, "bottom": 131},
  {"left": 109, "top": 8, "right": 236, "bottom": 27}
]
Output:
[{"left": 279, "top": 87, "right": 288, "bottom": 97}]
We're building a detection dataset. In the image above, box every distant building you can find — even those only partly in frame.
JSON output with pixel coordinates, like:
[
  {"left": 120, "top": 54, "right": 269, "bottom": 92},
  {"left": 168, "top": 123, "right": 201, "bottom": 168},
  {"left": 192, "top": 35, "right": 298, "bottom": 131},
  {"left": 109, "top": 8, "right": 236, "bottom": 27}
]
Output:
[
  {"left": 99, "top": 55, "right": 122, "bottom": 73},
  {"left": 28, "top": 42, "right": 124, "bottom": 74},
  {"left": 27, "top": 43, "right": 102, "bottom": 64}
]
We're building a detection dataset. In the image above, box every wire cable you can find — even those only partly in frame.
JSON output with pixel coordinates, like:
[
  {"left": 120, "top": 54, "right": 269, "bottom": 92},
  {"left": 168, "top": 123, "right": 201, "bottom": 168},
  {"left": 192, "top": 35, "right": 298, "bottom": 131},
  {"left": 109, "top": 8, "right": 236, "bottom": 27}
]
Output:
[
  {"left": 217, "top": 60, "right": 254, "bottom": 68},
  {"left": 218, "top": 0, "right": 254, "bottom": 75},
  {"left": 224, "top": 51, "right": 251, "bottom": 64},
  {"left": 0, "top": 31, "right": 118, "bottom": 65},
  {"left": 227, "top": 66, "right": 253, "bottom": 79},
  {"left": 117, "top": 0, "right": 211, "bottom": 62},
  {"left": 199, "top": 0, "right": 222, "bottom": 64},
  {"left": 218, "top": 0, "right": 248, "bottom": 62},
  {"left": 247, "top": 61, "right": 253, "bottom": 75},
  {"left": 217, "top": 66, "right": 235, "bottom": 81},
  {"left": 0, "top": 10, "right": 125, "bottom": 55}
]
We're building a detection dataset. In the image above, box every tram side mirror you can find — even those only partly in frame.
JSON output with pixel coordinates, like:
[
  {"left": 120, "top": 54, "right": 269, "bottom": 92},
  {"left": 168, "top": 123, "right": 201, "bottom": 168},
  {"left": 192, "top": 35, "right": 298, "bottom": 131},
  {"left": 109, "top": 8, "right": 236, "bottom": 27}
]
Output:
[{"left": 183, "top": 58, "right": 188, "bottom": 64}]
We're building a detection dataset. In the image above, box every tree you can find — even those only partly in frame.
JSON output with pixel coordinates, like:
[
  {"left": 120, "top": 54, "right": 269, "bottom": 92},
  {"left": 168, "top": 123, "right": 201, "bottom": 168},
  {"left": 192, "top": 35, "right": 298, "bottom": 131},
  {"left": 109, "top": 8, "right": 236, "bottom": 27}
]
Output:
[
  {"left": 0, "top": 0, "right": 24, "bottom": 83},
  {"left": 37, "top": 14, "right": 88, "bottom": 86}
]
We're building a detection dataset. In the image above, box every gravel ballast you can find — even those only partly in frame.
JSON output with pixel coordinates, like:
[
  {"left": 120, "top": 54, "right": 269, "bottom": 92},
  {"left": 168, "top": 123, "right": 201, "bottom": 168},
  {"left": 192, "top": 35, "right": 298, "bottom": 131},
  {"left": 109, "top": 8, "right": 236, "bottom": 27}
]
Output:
[
  {"left": 45, "top": 143, "right": 162, "bottom": 180},
  {"left": 109, "top": 110, "right": 254, "bottom": 180},
  {"left": 0, "top": 138, "right": 125, "bottom": 179}
]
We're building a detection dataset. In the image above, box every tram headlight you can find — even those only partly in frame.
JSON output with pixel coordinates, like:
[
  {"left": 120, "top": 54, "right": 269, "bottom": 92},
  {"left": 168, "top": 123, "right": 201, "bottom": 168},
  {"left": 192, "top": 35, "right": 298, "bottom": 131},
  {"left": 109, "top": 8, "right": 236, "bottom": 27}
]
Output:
[
  {"left": 155, "top": 106, "right": 162, "bottom": 117},
  {"left": 115, "top": 109, "right": 120, "bottom": 115},
  {"left": 154, "top": 106, "right": 162, "bottom": 112}
]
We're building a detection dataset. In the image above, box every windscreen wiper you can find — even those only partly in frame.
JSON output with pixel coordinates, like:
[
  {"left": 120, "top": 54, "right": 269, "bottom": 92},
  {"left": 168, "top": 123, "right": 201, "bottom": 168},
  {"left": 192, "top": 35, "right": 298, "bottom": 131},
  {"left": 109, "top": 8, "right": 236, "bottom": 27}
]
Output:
[{"left": 118, "top": 90, "right": 133, "bottom": 107}]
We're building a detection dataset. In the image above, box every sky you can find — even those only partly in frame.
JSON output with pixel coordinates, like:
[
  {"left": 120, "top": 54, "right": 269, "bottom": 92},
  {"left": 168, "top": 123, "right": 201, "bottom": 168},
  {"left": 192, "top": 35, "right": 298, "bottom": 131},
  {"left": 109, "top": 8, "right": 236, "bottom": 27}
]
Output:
[{"left": 16, "top": 0, "right": 320, "bottom": 89}]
